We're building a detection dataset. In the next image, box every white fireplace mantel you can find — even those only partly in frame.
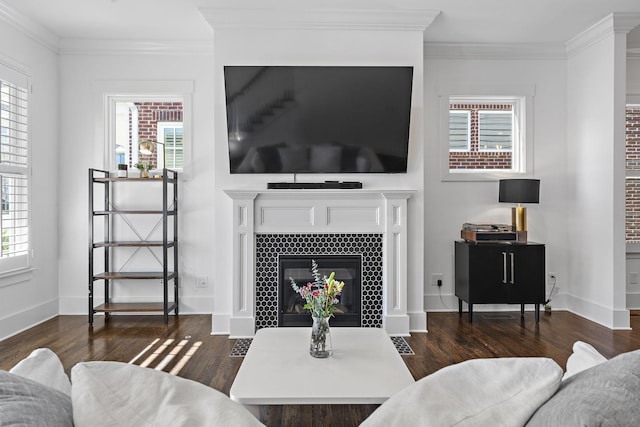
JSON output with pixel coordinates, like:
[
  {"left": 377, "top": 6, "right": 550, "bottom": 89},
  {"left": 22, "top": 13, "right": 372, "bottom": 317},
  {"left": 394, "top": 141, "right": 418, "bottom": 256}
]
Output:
[{"left": 224, "top": 188, "right": 415, "bottom": 337}]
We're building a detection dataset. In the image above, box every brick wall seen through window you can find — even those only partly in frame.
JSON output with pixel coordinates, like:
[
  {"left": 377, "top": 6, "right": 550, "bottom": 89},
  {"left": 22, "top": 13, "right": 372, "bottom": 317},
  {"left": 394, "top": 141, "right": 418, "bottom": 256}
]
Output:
[
  {"left": 128, "top": 102, "right": 183, "bottom": 167},
  {"left": 626, "top": 105, "right": 640, "bottom": 243},
  {"left": 449, "top": 103, "right": 513, "bottom": 170}
]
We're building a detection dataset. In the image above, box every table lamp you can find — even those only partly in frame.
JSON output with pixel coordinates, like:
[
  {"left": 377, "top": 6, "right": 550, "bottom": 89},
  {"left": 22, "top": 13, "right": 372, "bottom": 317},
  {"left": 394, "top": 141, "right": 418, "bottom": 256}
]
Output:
[
  {"left": 139, "top": 140, "right": 166, "bottom": 169},
  {"left": 499, "top": 179, "right": 540, "bottom": 242}
]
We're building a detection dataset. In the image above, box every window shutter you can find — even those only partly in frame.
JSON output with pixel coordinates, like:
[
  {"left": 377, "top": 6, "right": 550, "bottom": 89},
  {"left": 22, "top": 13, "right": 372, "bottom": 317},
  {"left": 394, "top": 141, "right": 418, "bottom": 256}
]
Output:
[
  {"left": 0, "top": 64, "right": 30, "bottom": 268},
  {"left": 478, "top": 111, "right": 513, "bottom": 151},
  {"left": 449, "top": 110, "right": 470, "bottom": 151},
  {"left": 162, "top": 125, "right": 183, "bottom": 169}
]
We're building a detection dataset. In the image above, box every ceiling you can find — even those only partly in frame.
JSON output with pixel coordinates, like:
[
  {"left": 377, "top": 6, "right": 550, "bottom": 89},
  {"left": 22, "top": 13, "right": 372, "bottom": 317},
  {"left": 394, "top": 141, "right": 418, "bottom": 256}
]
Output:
[{"left": 2, "top": 0, "right": 640, "bottom": 46}]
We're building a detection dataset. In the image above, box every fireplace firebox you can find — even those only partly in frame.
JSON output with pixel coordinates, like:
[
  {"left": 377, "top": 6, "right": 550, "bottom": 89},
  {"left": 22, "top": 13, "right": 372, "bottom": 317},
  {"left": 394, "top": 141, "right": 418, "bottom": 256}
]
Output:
[{"left": 279, "top": 255, "right": 361, "bottom": 327}]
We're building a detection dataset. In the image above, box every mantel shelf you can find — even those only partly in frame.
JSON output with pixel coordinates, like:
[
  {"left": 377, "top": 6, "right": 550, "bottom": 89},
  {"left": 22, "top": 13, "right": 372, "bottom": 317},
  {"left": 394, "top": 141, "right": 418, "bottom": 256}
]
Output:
[{"left": 224, "top": 188, "right": 416, "bottom": 201}]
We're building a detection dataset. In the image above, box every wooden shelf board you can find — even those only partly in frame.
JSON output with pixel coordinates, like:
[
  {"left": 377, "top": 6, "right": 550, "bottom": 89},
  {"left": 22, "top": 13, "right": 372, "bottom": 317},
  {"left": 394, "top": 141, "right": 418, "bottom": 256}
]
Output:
[
  {"left": 94, "top": 241, "right": 176, "bottom": 248},
  {"left": 93, "top": 177, "right": 177, "bottom": 183},
  {"left": 93, "top": 210, "right": 177, "bottom": 215},
  {"left": 94, "top": 272, "right": 177, "bottom": 280},
  {"left": 93, "top": 302, "right": 177, "bottom": 313}
]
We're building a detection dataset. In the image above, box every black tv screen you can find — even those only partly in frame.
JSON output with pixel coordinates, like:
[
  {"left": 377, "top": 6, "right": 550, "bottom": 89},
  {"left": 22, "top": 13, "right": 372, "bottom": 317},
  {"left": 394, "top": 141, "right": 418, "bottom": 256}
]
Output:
[{"left": 224, "top": 66, "right": 413, "bottom": 174}]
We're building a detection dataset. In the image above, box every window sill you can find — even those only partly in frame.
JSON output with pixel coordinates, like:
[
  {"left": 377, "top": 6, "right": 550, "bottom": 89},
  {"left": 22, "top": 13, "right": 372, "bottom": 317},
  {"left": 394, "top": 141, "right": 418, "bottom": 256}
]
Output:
[
  {"left": 0, "top": 267, "right": 37, "bottom": 289},
  {"left": 441, "top": 170, "right": 534, "bottom": 182}
]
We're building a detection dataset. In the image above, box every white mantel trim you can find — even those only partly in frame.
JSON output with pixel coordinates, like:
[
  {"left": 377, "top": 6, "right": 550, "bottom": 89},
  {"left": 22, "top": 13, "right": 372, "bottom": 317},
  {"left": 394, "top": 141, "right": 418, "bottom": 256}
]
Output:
[{"left": 224, "top": 189, "right": 415, "bottom": 337}]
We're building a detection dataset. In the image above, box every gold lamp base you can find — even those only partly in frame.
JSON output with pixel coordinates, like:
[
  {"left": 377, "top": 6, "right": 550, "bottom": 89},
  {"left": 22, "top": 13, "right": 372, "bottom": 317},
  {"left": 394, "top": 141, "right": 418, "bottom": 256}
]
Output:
[{"left": 511, "top": 206, "right": 528, "bottom": 243}]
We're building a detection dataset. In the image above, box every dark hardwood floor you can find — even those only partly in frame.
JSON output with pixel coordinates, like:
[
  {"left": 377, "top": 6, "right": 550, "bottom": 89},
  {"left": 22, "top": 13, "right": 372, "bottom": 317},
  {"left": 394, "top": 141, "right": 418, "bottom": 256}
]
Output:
[{"left": 1, "top": 310, "right": 640, "bottom": 426}]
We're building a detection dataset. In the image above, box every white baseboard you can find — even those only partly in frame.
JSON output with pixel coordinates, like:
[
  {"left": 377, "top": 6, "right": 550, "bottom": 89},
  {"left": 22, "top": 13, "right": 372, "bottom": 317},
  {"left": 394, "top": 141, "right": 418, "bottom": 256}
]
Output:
[
  {"left": 0, "top": 298, "right": 58, "bottom": 341},
  {"left": 229, "top": 317, "right": 255, "bottom": 339},
  {"left": 408, "top": 310, "right": 427, "bottom": 333},
  {"left": 211, "top": 313, "right": 230, "bottom": 335},
  {"left": 565, "top": 294, "right": 630, "bottom": 330},
  {"left": 626, "top": 292, "right": 640, "bottom": 309},
  {"left": 383, "top": 314, "right": 411, "bottom": 336}
]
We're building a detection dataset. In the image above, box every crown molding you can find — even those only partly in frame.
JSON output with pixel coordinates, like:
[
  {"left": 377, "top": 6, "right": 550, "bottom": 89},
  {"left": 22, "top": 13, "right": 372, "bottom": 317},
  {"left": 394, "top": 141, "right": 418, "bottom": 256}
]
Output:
[
  {"left": 0, "top": 1, "right": 58, "bottom": 52},
  {"left": 57, "top": 39, "right": 214, "bottom": 56},
  {"left": 566, "top": 12, "right": 640, "bottom": 58},
  {"left": 424, "top": 42, "right": 566, "bottom": 60},
  {"left": 199, "top": 7, "right": 439, "bottom": 33},
  {"left": 628, "top": 47, "right": 640, "bottom": 60}
]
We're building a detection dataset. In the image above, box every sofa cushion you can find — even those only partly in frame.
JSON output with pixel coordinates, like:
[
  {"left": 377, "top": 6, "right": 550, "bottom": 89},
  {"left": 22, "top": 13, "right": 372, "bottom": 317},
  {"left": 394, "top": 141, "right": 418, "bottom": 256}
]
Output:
[
  {"left": 361, "top": 357, "right": 563, "bottom": 427},
  {"left": 562, "top": 341, "right": 607, "bottom": 380},
  {"left": 71, "top": 361, "right": 264, "bottom": 427},
  {"left": 9, "top": 347, "right": 72, "bottom": 395},
  {"left": 0, "top": 370, "right": 73, "bottom": 426},
  {"left": 526, "top": 349, "right": 640, "bottom": 426}
]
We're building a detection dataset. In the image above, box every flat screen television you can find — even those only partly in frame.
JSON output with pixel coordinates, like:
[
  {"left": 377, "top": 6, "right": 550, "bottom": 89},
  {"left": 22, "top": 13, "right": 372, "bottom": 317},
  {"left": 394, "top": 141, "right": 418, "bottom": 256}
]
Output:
[{"left": 224, "top": 66, "right": 413, "bottom": 174}]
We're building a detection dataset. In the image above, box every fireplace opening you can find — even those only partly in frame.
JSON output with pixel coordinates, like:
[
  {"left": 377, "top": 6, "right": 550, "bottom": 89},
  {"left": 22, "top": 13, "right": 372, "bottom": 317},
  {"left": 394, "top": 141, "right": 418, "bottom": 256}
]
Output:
[{"left": 279, "top": 255, "right": 362, "bottom": 327}]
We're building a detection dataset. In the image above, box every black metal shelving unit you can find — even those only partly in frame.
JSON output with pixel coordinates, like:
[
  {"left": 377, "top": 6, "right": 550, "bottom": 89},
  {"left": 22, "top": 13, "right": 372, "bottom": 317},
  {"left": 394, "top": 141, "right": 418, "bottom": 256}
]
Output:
[{"left": 88, "top": 168, "right": 179, "bottom": 324}]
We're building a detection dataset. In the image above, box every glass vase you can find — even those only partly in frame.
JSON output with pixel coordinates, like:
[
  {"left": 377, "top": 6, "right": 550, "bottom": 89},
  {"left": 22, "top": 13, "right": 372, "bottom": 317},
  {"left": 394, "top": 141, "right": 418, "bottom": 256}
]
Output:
[{"left": 310, "top": 315, "right": 332, "bottom": 358}]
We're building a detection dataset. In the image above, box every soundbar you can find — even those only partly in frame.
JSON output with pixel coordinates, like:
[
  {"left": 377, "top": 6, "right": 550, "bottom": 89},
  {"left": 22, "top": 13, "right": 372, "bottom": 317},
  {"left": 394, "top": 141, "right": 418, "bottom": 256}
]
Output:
[{"left": 267, "top": 181, "right": 363, "bottom": 189}]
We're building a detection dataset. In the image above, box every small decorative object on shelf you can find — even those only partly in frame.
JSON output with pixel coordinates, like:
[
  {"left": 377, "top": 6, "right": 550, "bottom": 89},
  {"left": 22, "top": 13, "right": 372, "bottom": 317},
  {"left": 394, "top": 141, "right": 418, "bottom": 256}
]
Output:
[
  {"left": 134, "top": 162, "right": 152, "bottom": 178},
  {"left": 117, "top": 164, "right": 128, "bottom": 178},
  {"left": 290, "top": 260, "right": 345, "bottom": 358}
]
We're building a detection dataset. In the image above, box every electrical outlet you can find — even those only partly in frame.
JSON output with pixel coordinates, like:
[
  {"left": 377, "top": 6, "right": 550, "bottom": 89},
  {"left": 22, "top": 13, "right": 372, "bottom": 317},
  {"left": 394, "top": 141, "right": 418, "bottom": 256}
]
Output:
[
  {"left": 431, "top": 273, "right": 443, "bottom": 287},
  {"left": 630, "top": 272, "right": 639, "bottom": 285},
  {"left": 196, "top": 276, "right": 208, "bottom": 288}
]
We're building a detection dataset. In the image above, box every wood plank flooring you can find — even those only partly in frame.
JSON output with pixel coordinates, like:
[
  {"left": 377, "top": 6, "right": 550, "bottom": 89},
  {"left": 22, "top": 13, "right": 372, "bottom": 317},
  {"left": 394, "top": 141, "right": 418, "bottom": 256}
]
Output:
[{"left": 1, "top": 310, "right": 640, "bottom": 426}]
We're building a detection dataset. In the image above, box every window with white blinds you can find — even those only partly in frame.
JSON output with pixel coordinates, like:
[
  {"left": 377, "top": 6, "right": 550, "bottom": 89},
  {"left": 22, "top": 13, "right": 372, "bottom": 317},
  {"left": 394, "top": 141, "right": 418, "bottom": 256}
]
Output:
[
  {"left": 446, "top": 94, "right": 528, "bottom": 178},
  {"left": 157, "top": 122, "right": 183, "bottom": 169},
  {"left": 449, "top": 110, "right": 470, "bottom": 151},
  {"left": 478, "top": 110, "right": 513, "bottom": 151},
  {"left": 0, "top": 63, "right": 30, "bottom": 272}
]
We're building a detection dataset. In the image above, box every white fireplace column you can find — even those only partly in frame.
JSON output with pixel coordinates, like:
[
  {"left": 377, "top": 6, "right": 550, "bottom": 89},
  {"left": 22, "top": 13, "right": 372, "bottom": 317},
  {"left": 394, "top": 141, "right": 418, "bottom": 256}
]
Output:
[
  {"left": 381, "top": 192, "right": 411, "bottom": 335},
  {"left": 227, "top": 191, "right": 259, "bottom": 337},
  {"left": 225, "top": 189, "right": 415, "bottom": 337}
]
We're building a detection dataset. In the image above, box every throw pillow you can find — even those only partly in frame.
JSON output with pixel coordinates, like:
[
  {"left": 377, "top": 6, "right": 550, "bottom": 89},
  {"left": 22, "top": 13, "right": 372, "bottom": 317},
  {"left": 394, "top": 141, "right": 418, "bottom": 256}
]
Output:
[
  {"left": 71, "top": 361, "right": 265, "bottom": 427},
  {"left": 526, "top": 349, "right": 640, "bottom": 426},
  {"left": 0, "top": 370, "right": 73, "bottom": 426},
  {"left": 562, "top": 341, "right": 607, "bottom": 380},
  {"left": 361, "top": 357, "right": 563, "bottom": 427},
  {"left": 9, "top": 347, "right": 72, "bottom": 395}
]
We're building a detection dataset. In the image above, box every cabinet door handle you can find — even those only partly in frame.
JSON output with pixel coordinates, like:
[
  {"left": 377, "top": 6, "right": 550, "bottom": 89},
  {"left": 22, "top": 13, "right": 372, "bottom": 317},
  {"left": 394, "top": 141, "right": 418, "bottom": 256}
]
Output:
[
  {"left": 502, "top": 252, "right": 507, "bottom": 283},
  {"left": 510, "top": 252, "right": 515, "bottom": 284}
]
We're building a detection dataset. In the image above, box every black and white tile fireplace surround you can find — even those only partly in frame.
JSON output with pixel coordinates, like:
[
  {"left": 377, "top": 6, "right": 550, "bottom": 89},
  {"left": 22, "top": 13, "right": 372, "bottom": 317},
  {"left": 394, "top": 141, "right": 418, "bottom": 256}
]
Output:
[{"left": 224, "top": 189, "right": 416, "bottom": 338}]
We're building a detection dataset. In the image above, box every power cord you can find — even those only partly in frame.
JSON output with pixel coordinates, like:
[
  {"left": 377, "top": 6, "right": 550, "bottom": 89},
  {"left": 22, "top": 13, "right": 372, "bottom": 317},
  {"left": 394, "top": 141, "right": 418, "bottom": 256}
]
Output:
[
  {"left": 544, "top": 274, "right": 557, "bottom": 306},
  {"left": 437, "top": 279, "right": 451, "bottom": 310}
]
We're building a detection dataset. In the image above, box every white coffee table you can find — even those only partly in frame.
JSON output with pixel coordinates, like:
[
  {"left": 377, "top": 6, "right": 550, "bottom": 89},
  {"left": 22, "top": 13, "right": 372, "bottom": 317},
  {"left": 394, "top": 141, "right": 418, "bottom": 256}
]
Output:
[{"left": 230, "top": 327, "right": 415, "bottom": 416}]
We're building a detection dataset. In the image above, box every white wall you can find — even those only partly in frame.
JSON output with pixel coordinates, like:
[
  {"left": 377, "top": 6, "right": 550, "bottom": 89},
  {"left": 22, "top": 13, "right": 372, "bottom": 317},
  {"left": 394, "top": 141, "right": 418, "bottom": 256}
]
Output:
[
  {"left": 566, "top": 17, "right": 629, "bottom": 329},
  {"left": 0, "top": 25, "right": 59, "bottom": 339},
  {"left": 423, "top": 57, "right": 570, "bottom": 313},
  {"left": 57, "top": 52, "right": 216, "bottom": 317}
]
